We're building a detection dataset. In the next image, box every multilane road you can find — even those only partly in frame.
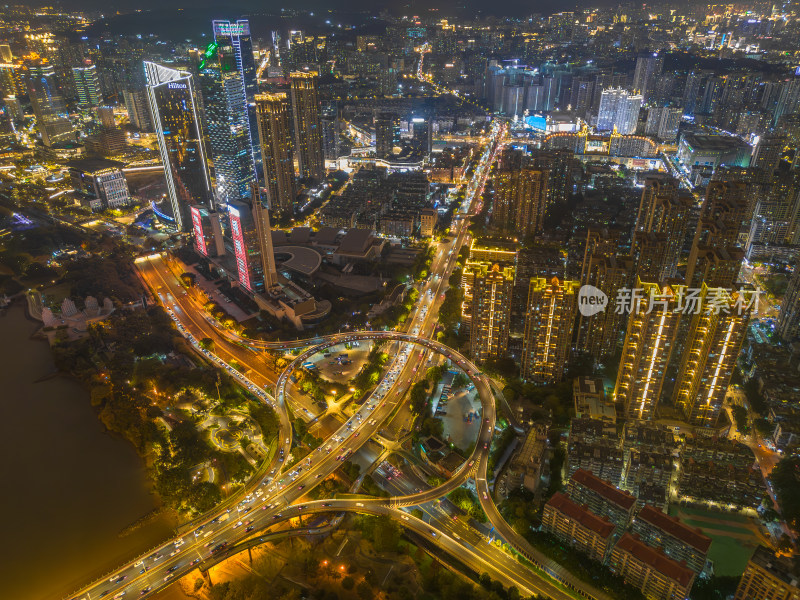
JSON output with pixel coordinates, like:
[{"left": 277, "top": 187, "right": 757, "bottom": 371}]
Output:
[{"left": 67, "top": 120, "right": 609, "bottom": 600}]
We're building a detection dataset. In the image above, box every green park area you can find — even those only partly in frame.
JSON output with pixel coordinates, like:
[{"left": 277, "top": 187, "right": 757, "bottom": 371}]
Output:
[{"left": 669, "top": 506, "right": 763, "bottom": 576}]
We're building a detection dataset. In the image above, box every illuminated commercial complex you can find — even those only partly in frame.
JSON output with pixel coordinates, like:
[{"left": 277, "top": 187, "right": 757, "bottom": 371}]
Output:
[{"left": 227, "top": 198, "right": 278, "bottom": 294}]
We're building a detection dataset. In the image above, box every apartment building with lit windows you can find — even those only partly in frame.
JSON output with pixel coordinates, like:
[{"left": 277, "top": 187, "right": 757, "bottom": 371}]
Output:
[
  {"left": 542, "top": 492, "right": 616, "bottom": 563},
  {"left": 608, "top": 533, "right": 696, "bottom": 600},
  {"left": 671, "top": 285, "right": 751, "bottom": 427},
  {"left": 734, "top": 545, "right": 800, "bottom": 600},
  {"left": 521, "top": 277, "right": 580, "bottom": 382},
  {"left": 614, "top": 279, "right": 683, "bottom": 421}
]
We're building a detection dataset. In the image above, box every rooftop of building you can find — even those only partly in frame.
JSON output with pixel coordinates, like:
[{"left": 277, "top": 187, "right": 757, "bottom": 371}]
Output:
[
  {"left": 615, "top": 533, "right": 695, "bottom": 587},
  {"left": 273, "top": 246, "right": 323, "bottom": 277},
  {"left": 464, "top": 261, "right": 515, "bottom": 281},
  {"left": 337, "top": 228, "right": 375, "bottom": 255},
  {"left": 680, "top": 132, "right": 751, "bottom": 152},
  {"left": 65, "top": 157, "right": 124, "bottom": 173},
  {"left": 574, "top": 376, "right": 606, "bottom": 397},
  {"left": 470, "top": 238, "right": 518, "bottom": 254},
  {"left": 314, "top": 226, "right": 342, "bottom": 246},
  {"left": 438, "top": 450, "right": 466, "bottom": 474},
  {"left": 635, "top": 505, "right": 711, "bottom": 553},
  {"left": 748, "top": 545, "right": 800, "bottom": 587},
  {"left": 289, "top": 227, "right": 313, "bottom": 244},
  {"left": 547, "top": 492, "right": 615, "bottom": 539},
  {"left": 570, "top": 468, "right": 636, "bottom": 510}
]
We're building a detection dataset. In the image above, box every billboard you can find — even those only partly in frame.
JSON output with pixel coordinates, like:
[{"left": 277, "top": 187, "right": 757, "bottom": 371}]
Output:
[
  {"left": 190, "top": 206, "right": 207, "bottom": 256},
  {"left": 229, "top": 209, "right": 251, "bottom": 291}
]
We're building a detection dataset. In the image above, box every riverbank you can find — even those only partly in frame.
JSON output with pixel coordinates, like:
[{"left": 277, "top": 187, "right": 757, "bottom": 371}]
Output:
[{"left": 0, "top": 301, "right": 178, "bottom": 600}]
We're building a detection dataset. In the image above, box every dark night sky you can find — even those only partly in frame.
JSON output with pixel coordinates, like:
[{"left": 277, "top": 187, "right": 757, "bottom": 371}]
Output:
[{"left": 29, "top": 0, "right": 592, "bottom": 19}]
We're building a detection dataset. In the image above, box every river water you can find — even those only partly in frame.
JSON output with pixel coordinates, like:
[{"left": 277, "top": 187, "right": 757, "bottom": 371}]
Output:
[{"left": 0, "top": 302, "right": 179, "bottom": 600}]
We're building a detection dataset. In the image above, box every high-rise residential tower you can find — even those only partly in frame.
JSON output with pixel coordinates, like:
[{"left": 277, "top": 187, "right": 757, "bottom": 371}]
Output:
[
  {"left": 144, "top": 62, "right": 213, "bottom": 231},
  {"left": 578, "top": 254, "right": 634, "bottom": 362},
  {"left": 778, "top": 266, "right": 800, "bottom": 342},
  {"left": 596, "top": 88, "right": 642, "bottom": 134},
  {"left": 374, "top": 112, "right": 398, "bottom": 159},
  {"left": 320, "top": 101, "right": 339, "bottom": 162},
  {"left": 632, "top": 51, "right": 664, "bottom": 102},
  {"left": 614, "top": 279, "right": 683, "bottom": 420},
  {"left": 492, "top": 149, "right": 550, "bottom": 236},
  {"left": 467, "top": 262, "right": 514, "bottom": 362},
  {"left": 635, "top": 174, "right": 693, "bottom": 280},
  {"left": 255, "top": 93, "right": 297, "bottom": 216},
  {"left": 521, "top": 277, "right": 580, "bottom": 382},
  {"left": 685, "top": 177, "right": 751, "bottom": 289},
  {"left": 289, "top": 71, "right": 325, "bottom": 181},
  {"left": 750, "top": 133, "right": 785, "bottom": 175},
  {"left": 672, "top": 285, "right": 751, "bottom": 426},
  {"left": 72, "top": 64, "right": 102, "bottom": 110},
  {"left": 734, "top": 545, "right": 800, "bottom": 600},
  {"left": 123, "top": 89, "right": 152, "bottom": 132}
]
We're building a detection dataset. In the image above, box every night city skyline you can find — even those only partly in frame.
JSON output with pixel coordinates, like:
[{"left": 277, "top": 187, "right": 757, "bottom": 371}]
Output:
[{"left": 0, "top": 2, "right": 799, "bottom": 600}]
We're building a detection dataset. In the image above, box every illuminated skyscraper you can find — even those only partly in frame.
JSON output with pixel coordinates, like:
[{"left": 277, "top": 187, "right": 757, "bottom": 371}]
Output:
[
  {"left": 672, "top": 285, "right": 751, "bottom": 427},
  {"left": 227, "top": 197, "right": 278, "bottom": 294},
  {"left": 492, "top": 149, "right": 550, "bottom": 236},
  {"left": 27, "top": 63, "right": 73, "bottom": 147},
  {"left": 578, "top": 255, "right": 634, "bottom": 361},
  {"left": 212, "top": 20, "right": 259, "bottom": 164},
  {"left": 255, "top": 93, "right": 297, "bottom": 215},
  {"left": 685, "top": 178, "right": 751, "bottom": 289},
  {"left": 596, "top": 88, "right": 642, "bottom": 134},
  {"left": 374, "top": 112, "right": 398, "bottom": 159},
  {"left": 198, "top": 39, "right": 256, "bottom": 204},
  {"left": 320, "top": 102, "right": 339, "bottom": 162},
  {"left": 635, "top": 174, "right": 693, "bottom": 280},
  {"left": 778, "top": 266, "right": 800, "bottom": 342},
  {"left": 632, "top": 51, "right": 664, "bottom": 102},
  {"left": 467, "top": 262, "right": 514, "bottom": 362},
  {"left": 614, "top": 279, "right": 682, "bottom": 420},
  {"left": 72, "top": 64, "right": 102, "bottom": 110},
  {"left": 289, "top": 71, "right": 325, "bottom": 181},
  {"left": 190, "top": 205, "right": 225, "bottom": 258},
  {"left": 144, "top": 62, "right": 213, "bottom": 231},
  {"left": 410, "top": 116, "right": 432, "bottom": 156},
  {"left": 750, "top": 133, "right": 785, "bottom": 175},
  {"left": 122, "top": 89, "right": 152, "bottom": 132},
  {"left": 521, "top": 277, "right": 580, "bottom": 383}
]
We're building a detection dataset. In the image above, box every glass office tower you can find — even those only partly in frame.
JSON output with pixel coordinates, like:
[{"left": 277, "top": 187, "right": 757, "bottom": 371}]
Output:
[
  {"left": 212, "top": 20, "right": 260, "bottom": 172},
  {"left": 198, "top": 39, "right": 256, "bottom": 204},
  {"left": 144, "top": 61, "right": 212, "bottom": 231}
]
